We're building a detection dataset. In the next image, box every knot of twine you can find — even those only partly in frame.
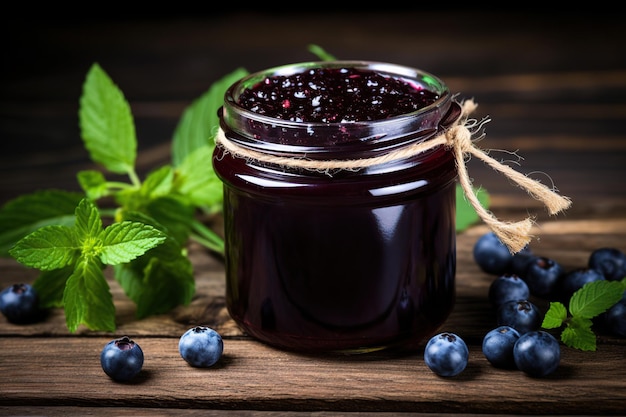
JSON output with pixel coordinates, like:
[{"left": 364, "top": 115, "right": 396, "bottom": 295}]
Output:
[{"left": 215, "top": 99, "right": 572, "bottom": 253}]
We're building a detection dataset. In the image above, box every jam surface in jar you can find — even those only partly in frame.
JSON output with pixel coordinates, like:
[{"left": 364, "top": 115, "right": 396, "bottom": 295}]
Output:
[
  {"left": 214, "top": 62, "right": 459, "bottom": 353},
  {"left": 236, "top": 66, "right": 441, "bottom": 123}
]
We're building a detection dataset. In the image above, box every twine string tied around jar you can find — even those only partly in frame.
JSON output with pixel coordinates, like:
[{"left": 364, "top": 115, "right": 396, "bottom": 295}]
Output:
[{"left": 215, "top": 99, "right": 572, "bottom": 253}]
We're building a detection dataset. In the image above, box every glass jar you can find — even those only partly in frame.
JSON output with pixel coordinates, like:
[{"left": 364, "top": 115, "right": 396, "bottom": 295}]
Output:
[{"left": 213, "top": 61, "right": 461, "bottom": 353}]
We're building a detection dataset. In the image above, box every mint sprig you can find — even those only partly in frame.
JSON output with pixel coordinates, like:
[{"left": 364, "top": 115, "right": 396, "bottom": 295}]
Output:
[
  {"left": 79, "top": 63, "right": 138, "bottom": 177},
  {"left": 542, "top": 279, "right": 626, "bottom": 351},
  {"left": 1, "top": 62, "right": 240, "bottom": 332},
  {"left": 0, "top": 190, "right": 84, "bottom": 256},
  {"left": 9, "top": 199, "right": 166, "bottom": 332}
]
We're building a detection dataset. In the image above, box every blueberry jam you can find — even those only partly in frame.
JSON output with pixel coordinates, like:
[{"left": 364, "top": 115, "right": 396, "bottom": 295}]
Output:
[
  {"left": 214, "top": 61, "right": 460, "bottom": 353},
  {"left": 236, "top": 66, "right": 440, "bottom": 123}
]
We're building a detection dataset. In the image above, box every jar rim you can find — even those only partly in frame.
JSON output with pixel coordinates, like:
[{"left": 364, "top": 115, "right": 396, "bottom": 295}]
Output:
[{"left": 223, "top": 60, "right": 451, "bottom": 129}]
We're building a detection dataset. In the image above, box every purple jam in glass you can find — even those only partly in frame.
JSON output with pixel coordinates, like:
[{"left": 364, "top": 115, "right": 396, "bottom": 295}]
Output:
[
  {"left": 236, "top": 66, "right": 440, "bottom": 123},
  {"left": 214, "top": 61, "right": 461, "bottom": 353}
]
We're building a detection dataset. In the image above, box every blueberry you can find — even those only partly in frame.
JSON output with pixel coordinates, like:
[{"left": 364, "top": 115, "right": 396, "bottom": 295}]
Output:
[
  {"left": 100, "top": 336, "right": 144, "bottom": 382},
  {"left": 497, "top": 299, "right": 542, "bottom": 334},
  {"left": 179, "top": 326, "right": 224, "bottom": 368},
  {"left": 524, "top": 256, "right": 564, "bottom": 299},
  {"left": 423, "top": 332, "right": 469, "bottom": 377},
  {"left": 482, "top": 326, "right": 521, "bottom": 369},
  {"left": 513, "top": 330, "right": 560, "bottom": 377},
  {"left": 601, "top": 291, "right": 626, "bottom": 337},
  {"left": 473, "top": 232, "right": 513, "bottom": 275},
  {"left": 488, "top": 274, "right": 530, "bottom": 308},
  {"left": 588, "top": 247, "right": 626, "bottom": 281},
  {"left": 557, "top": 268, "right": 605, "bottom": 303},
  {"left": 510, "top": 250, "right": 537, "bottom": 279},
  {"left": 0, "top": 283, "right": 44, "bottom": 324}
]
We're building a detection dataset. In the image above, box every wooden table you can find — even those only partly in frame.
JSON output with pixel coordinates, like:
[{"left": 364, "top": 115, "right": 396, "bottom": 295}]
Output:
[{"left": 1, "top": 12, "right": 625, "bottom": 416}]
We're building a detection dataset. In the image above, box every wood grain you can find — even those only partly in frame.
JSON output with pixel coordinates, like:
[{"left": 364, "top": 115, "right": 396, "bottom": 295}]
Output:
[{"left": 1, "top": 220, "right": 626, "bottom": 415}]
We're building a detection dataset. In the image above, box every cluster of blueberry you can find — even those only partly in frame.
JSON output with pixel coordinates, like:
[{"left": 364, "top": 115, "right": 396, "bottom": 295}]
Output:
[
  {"left": 0, "top": 284, "right": 223, "bottom": 382},
  {"left": 483, "top": 270, "right": 558, "bottom": 377},
  {"left": 424, "top": 232, "right": 626, "bottom": 378},
  {"left": 477, "top": 232, "right": 625, "bottom": 376},
  {"left": 475, "top": 232, "right": 626, "bottom": 338},
  {"left": 101, "top": 326, "right": 224, "bottom": 382},
  {"left": 423, "top": 326, "right": 560, "bottom": 378}
]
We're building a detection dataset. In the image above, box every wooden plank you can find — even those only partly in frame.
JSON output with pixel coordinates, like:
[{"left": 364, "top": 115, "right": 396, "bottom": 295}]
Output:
[
  {"left": 0, "top": 407, "right": 546, "bottom": 417},
  {"left": 1, "top": 337, "right": 625, "bottom": 414},
  {"left": 1, "top": 219, "right": 625, "bottom": 415}
]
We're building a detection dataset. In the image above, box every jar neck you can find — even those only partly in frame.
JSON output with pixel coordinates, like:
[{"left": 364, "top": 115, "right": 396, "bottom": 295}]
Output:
[{"left": 219, "top": 61, "right": 457, "bottom": 162}]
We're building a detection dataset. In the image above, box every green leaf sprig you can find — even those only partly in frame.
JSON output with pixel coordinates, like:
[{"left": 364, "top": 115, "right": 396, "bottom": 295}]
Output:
[
  {"left": 542, "top": 278, "right": 626, "bottom": 351},
  {"left": 1, "top": 62, "right": 243, "bottom": 332},
  {"left": 9, "top": 199, "right": 166, "bottom": 332},
  {"left": 1, "top": 46, "right": 489, "bottom": 333}
]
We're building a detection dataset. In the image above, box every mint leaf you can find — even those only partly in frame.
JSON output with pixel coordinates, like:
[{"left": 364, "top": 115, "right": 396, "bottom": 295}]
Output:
[
  {"left": 100, "top": 221, "right": 166, "bottom": 265},
  {"left": 172, "top": 67, "right": 248, "bottom": 167},
  {"left": 112, "top": 167, "right": 179, "bottom": 220},
  {"left": 456, "top": 184, "right": 490, "bottom": 232},
  {"left": 145, "top": 197, "right": 195, "bottom": 246},
  {"left": 140, "top": 165, "right": 174, "bottom": 199},
  {"left": 113, "top": 210, "right": 194, "bottom": 318},
  {"left": 9, "top": 197, "right": 167, "bottom": 332},
  {"left": 115, "top": 251, "right": 194, "bottom": 319},
  {"left": 74, "top": 198, "right": 103, "bottom": 242},
  {"left": 561, "top": 316, "right": 596, "bottom": 351},
  {"left": 72, "top": 198, "right": 166, "bottom": 265},
  {"left": 137, "top": 255, "right": 194, "bottom": 318},
  {"left": 569, "top": 280, "right": 624, "bottom": 319},
  {"left": 63, "top": 256, "right": 116, "bottom": 332},
  {"left": 542, "top": 301, "right": 567, "bottom": 329},
  {"left": 543, "top": 279, "right": 625, "bottom": 351},
  {"left": 33, "top": 266, "right": 74, "bottom": 308},
  {"left": 77, "top": 170, "right": 109, "bottom": 200},
  {"left": 0, "top": 190, "right": 83, "bottom": 256},
  {"left": 174, "top": 146, "right": 223, "bottom": 211},
  {"left": 115, "top": 210, "right": 183, "bottom": 260},
  {"left": 190, "top": 219, "right": 225, "bottom": 256},
  {"left": 308, "top": 44, "right": 337, "bottom": 61},
  {"left": 9, "top": 225, "right": 78, "bottom": 271},
  {"left": 79, "top": 63, "right": 137, "bottom": 175}
]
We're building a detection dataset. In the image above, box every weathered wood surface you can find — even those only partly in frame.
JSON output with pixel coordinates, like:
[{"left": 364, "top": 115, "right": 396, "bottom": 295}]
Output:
[
  {"left": 1, "top": 11, "right": 626, "bottom": 416},
  {"left": 2, "top": 224, "right": 626, "bottom": 415}
]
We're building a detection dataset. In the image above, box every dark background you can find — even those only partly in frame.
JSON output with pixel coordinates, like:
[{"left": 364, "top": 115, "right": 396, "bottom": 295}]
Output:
[{"left": 1, "top": 11, "right": 625, "bottom": 215}]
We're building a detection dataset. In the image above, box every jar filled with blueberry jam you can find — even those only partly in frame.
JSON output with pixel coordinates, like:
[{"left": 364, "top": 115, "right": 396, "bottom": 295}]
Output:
[{"left": 213, "top": 61, "right": 461, "bottom": 353}]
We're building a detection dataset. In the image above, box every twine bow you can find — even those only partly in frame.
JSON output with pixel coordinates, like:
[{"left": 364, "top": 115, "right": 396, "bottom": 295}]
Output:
[{"left": 215, "top": 99, "right": 572, "bottom": 253}]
